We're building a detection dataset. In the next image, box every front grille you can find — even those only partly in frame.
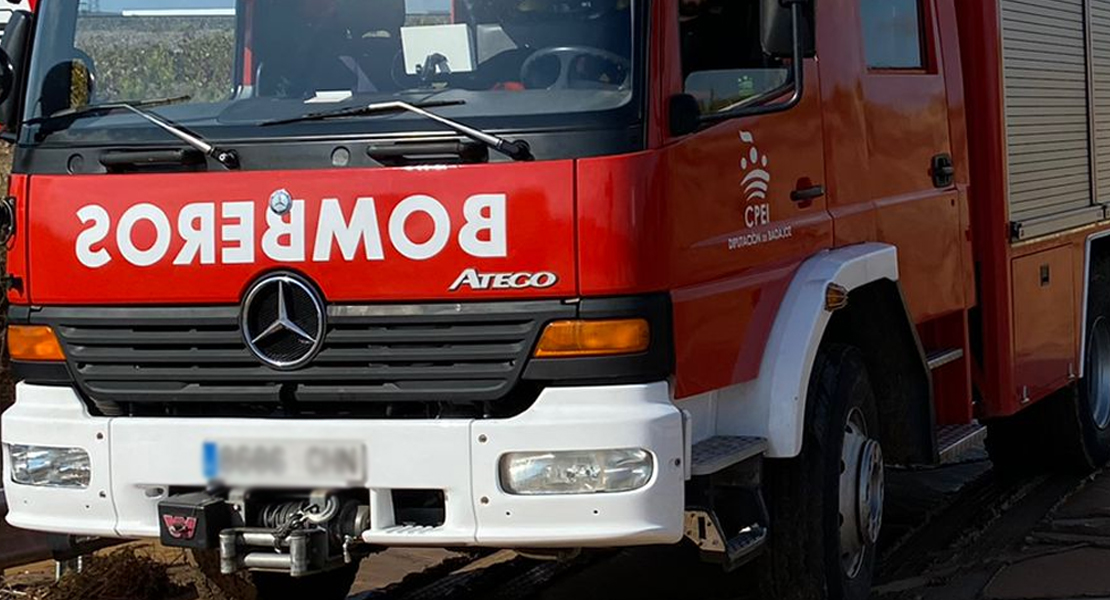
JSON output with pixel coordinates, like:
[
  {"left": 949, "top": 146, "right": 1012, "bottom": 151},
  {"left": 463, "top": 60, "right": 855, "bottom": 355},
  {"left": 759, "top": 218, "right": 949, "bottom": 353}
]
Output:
[{"left": 37, "top": 301, "right": 574, "bottom": 418}]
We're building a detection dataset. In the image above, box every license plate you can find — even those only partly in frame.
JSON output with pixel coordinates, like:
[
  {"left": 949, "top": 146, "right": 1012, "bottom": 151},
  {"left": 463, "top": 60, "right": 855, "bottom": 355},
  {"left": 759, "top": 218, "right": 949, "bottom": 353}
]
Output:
[{"left": 202, "top": 440, "right": 365, "bottom": 487}]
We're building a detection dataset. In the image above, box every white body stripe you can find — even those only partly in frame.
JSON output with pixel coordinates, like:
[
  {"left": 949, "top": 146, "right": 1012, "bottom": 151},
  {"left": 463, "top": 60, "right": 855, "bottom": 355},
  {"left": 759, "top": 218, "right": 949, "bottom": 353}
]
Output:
[{"left": 681, "top": 243, "right": 901, "bottom": 458}]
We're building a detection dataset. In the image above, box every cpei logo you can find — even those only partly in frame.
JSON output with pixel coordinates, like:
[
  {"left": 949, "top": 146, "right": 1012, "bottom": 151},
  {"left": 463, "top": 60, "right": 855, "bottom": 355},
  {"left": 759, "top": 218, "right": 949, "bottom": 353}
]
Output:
[
  {"left": 727, "top": 130, "right": 794, "bottom": 250},
  {"left": 739, "top": 130, "right": 771, "bottom": 204}
]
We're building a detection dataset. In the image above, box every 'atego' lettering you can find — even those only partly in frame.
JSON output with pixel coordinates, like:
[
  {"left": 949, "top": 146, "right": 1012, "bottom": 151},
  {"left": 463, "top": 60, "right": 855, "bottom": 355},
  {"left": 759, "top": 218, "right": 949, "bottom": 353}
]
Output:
[
  {"left": 75, "top": 193, "right": 508, "bottom": 268},
  {"left": 449, "top": 268, "right": 559, "bottom": 291}
]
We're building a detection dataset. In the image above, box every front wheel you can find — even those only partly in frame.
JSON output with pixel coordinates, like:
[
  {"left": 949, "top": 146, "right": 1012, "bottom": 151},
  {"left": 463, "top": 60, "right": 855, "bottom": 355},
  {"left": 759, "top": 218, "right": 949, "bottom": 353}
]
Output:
[{"left": 759, "top": 344, "right": 884, "bottom": 600}]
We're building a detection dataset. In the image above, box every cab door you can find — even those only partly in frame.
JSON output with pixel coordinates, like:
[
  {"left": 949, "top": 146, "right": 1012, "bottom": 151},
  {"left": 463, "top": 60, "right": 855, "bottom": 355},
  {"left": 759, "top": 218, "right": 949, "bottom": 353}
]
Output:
[
  {"left": 658, "top": 0, "right": 833, "bottom": 396},
  {"left": 817, "top": 0, "right": 969, "bottom": 322}
]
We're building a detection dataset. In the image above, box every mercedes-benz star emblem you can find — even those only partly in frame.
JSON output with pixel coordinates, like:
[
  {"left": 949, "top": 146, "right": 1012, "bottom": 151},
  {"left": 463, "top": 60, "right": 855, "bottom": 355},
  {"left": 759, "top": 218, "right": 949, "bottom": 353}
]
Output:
[
  {"left": 241, "top": 274, "right": 325, "bottom": 370},
  {"left": 269, "top": 189, "right": 293, "bottom": 215}
]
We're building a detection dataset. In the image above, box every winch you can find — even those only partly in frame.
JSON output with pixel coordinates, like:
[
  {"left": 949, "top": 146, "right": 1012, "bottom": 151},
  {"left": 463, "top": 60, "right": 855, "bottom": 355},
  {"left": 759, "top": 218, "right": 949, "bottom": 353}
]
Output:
[{"left": 159, "top": 489, "right": 371, "bottom": 578}]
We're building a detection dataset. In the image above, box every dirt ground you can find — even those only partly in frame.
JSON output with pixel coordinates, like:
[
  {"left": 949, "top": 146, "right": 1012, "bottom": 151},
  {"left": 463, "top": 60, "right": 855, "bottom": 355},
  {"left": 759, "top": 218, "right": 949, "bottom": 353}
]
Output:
[{"left": 0, "top": 542, "right": 468, "bottom": 600}]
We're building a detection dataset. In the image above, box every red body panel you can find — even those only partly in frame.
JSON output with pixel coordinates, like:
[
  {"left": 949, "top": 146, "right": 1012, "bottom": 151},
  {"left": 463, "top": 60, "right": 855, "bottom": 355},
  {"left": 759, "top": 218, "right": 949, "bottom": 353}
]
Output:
[
  {"left": 952, "top": 0, "right": 1108, "bottom": 418},
  {"left": 660, "top": 70, "right": 833, "bottom": 396},
  {"left": 577, "top": 54, "right": 832, "bottom": 398},
  {"left": 1012, "top": 247, "right": 1078, "bottom": 403},
  {"left": 815, "top": 0, "right": 968, "bottom": 324},
  {"left": 26, "top": 163, "right": 577, "bottom": 304},
  {"left": 955, "top": 0, "right": 1018, "bottom": 417}
]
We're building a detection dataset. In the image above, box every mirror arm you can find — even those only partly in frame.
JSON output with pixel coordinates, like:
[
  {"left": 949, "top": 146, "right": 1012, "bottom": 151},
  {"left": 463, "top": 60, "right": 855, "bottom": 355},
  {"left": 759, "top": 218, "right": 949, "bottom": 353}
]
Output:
[{"left": 698, "top": 0, "right": 807, "bottom": 125}]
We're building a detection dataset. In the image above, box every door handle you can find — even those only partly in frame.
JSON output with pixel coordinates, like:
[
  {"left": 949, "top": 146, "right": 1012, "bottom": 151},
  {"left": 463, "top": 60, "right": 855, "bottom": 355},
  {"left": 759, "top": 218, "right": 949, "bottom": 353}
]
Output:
[
  {"left": 932, "top": 153, "right": 956, "bottom": 188},
  {"left": 791, "top": 185, "right": 826, "bottom": 203}
]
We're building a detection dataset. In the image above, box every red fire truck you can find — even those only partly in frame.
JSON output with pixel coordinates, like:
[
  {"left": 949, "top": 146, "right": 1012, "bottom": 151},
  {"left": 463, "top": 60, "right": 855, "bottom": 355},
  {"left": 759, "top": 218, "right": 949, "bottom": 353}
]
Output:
[{"left": 0, "top": 0, "right": 1103, "bottom": 598}]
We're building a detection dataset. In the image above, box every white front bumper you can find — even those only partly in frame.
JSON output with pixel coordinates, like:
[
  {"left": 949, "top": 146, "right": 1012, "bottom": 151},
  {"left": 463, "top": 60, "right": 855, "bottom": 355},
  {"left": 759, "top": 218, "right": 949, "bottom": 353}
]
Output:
[{"left": 2, "top": 382, "right": 686, "bottom": 548}]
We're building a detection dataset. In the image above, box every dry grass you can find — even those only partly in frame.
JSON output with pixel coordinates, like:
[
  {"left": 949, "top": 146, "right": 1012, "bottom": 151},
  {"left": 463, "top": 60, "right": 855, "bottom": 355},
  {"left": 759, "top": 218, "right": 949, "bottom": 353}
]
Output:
[
  {"left": 47, "top": 548, "right": 190, "bottom": 600},
  {"left": 0, "top": 545, "right": 193, "bottom": 600}
]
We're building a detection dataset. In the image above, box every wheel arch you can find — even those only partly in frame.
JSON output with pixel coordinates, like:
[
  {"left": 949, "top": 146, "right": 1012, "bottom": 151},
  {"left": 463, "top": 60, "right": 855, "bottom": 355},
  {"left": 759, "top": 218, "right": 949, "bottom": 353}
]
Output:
[
  {"left": 1081, "top": 231, "right": 1110, "bottom": 379},
  {"left": 821, "top": 279, "right": 936, "bottom": 465},
  {"left": 712, "top": 243, "right": 933, "bottom": 461}
]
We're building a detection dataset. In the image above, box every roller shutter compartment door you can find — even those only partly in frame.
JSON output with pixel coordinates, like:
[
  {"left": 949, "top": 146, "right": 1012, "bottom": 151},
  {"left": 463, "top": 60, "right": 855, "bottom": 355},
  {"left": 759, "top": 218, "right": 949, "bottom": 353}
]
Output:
[
  {"left": 1002, "top": 0, "right": 1099, "bottom": 233},
  {"left": 1091, "top": 0, "right": 1110, "bottom": 199}
]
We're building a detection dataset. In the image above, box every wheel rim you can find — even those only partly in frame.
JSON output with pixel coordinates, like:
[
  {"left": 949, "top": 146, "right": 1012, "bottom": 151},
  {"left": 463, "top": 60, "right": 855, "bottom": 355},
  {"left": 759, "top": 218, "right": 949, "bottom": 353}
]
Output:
[
  {"left": 839, "top": 407, "right": 884, "bottom": 579},
  {"left": 1088, "top": 318, "right": 1110, "bottom": 430}
]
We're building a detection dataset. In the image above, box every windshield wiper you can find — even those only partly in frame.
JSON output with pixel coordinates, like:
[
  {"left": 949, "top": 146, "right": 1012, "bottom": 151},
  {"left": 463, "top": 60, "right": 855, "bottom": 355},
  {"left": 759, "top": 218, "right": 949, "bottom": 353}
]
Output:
[
  {"left": 29, "top": 96, "right": 240, "bottom": 170},
  {"left": 262, "top": 99, "right": 533, "bottom": 162},
  {"left": 31, "top": 94, "right": 192, "bottom": 121}
]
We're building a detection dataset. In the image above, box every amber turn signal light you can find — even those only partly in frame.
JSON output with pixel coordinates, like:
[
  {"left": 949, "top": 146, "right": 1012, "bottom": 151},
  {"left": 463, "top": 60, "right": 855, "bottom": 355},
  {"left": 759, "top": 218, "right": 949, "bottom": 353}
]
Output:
[
  {"left": 534, "top": 319, "right": 650, "bottom": 358},
  {"left": 8, "top": 325, "right": 66, "bottom": 362}
]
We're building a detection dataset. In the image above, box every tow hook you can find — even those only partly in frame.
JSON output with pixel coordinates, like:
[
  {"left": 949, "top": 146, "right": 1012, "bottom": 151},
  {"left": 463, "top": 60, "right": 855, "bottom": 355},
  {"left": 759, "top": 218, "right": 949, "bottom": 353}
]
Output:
[{"left": 269, "top": 492, "right": 340, "bottom": 549}]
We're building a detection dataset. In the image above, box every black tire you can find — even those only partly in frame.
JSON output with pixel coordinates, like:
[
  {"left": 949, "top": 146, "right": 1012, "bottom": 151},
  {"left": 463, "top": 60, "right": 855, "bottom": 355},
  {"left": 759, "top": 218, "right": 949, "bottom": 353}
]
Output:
[
  {"left": 188, "top": 549, "right": 359, "bottom": 600},
  {"left": 1069, "top": 316, "right": 1110, "bottom": 469},
  {"left": 987, "top": 317, "right": 1110, "bottom": 476},
  {"left": 758, "top": 344, "right": 883, "bottom": 600}
]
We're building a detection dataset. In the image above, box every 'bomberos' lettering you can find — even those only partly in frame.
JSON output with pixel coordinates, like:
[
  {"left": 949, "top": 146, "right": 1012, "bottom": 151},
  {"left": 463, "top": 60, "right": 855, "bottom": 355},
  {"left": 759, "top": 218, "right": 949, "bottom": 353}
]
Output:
[{"left": 74, "top": 193, "right": 508, "bottom": 268}]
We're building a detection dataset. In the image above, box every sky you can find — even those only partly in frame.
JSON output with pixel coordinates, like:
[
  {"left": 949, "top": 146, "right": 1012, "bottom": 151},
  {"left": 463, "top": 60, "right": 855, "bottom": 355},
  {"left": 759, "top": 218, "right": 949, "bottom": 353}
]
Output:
[
  {"left": 94, "top": 0, "right": 451, "bottom": 11},
  {"left": 97, "top": 0, "right": 232, "bottom": 8}
]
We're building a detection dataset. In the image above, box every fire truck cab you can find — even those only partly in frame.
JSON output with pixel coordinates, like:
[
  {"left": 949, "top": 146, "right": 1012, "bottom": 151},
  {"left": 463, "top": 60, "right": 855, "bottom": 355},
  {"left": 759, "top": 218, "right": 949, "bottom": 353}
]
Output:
[{"left": 0, "top": 0, "right": 1105, "bottom": 598}]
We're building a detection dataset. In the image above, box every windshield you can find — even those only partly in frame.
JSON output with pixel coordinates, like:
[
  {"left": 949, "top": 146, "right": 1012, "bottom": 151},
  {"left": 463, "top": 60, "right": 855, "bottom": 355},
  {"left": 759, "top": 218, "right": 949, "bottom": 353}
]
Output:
[{"left": 21, "top": 0, "right": 641, "bottom": 147}]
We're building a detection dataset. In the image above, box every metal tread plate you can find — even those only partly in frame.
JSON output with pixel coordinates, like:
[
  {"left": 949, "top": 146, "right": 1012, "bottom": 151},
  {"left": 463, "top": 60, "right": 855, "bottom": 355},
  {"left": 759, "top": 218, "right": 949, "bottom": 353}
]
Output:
[
  {"left": 926, "top": 348, "right": 964, "bottom": 370},
  {"left": 936, "top": 422, "right": 987, "bottom": 464},
  {"left": 690, "top": 436, "right": 767, "bottom": 477}
]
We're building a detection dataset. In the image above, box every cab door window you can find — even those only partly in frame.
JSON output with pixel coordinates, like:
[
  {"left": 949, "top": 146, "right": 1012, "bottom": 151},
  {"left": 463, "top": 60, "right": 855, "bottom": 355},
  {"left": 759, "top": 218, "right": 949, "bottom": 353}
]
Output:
[
  {"left": 860, "top": 0, "right": 925, "bottom": 69},
  {"left": 679, "top": 0, "right": 787, "bottom": 114}
]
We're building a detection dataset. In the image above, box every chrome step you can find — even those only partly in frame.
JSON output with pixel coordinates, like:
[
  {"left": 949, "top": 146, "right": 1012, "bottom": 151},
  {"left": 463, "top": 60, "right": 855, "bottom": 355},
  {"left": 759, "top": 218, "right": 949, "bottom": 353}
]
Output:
[
  {"left": 927, "top": 348, "right": 964, "bottom": 370},
  {"left": 936, "top": 422, "right": 986, "bottom": 463},
  {"left": 684, "top": 508, "right": 767, "bottom": 571},
  {"left": 690, "top": 436, "right": 767, "bottom": 477}
]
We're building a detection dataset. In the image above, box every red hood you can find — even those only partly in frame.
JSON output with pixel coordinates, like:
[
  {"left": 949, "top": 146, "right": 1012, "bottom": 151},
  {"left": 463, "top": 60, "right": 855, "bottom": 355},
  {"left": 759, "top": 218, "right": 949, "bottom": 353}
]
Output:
[{"left": 24, "top": 161, "right": 576, "bottom": 304}]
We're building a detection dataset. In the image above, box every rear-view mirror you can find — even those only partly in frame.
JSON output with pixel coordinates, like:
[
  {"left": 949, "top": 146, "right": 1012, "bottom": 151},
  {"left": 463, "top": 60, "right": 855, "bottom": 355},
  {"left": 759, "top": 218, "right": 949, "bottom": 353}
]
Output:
[
  {"left": 0, "top": 47, "right": 13, "bottom": 106},
  {"left": 761, "top": 0, "right": 815, "bottom": 59},
  {"left": 669, "top": 93, "right": 701, "bottom": 136},
  {"left": 40, "top": 59, "right": 95, "bottom": 117},
  {"left": 0, "top": 10, "right": 34, "bottom": 140}
]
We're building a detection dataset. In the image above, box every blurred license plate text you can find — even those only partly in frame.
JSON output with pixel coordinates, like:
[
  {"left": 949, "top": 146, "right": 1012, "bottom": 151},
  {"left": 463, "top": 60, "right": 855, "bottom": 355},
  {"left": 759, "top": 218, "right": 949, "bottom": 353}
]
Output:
[{"left": 203, "top": 440, "right": 365, "bottom": 486}]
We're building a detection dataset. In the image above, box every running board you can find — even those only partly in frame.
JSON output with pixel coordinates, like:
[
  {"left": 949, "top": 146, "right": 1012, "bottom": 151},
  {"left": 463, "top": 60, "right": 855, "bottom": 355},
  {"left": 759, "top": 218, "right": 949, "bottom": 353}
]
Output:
[
  {"left": 936, "top": 422, "right": 986, "bottom": 463},
  {"left": 927, "top": 348, "right": 964, "bottom": 370},
  {"left": 684, "top": 508, "right": 767, "bottom": 572},
  {"left": 690, "top": 436, "right": 767, "bottom": 477},
  {"left": 685, "top": 437, "right": 769, "bottom": 571}
]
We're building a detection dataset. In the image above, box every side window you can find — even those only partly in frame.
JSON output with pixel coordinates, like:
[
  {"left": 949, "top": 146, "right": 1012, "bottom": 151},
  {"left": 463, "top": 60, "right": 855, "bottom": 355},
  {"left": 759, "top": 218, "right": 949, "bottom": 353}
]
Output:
[
  {"left": 680, "top": 0, "right": 787, "bottom": 114},
  {"left": 860, "top": 0, "right": 925, "bottom": 69}
]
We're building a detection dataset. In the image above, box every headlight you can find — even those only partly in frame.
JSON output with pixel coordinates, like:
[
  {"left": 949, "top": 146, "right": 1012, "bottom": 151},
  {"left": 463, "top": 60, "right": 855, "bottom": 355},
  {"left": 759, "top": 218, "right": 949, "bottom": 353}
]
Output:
[
  {"left": 8, "top": 444, "right": 91, "bottom": 489},
  {"left": 499, "top": 448, "right": 653, "bottom": 495}
]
